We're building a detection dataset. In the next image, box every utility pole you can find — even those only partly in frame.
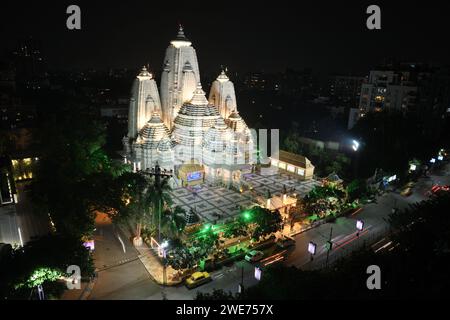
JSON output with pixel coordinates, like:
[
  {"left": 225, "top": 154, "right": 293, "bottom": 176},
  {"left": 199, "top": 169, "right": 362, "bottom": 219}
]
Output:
[
  {"left": 325, "top": 227, "right": 333, "bottom": 269},
  {"left": 139, "top": 162, "right": 173, "bottom": 243}
]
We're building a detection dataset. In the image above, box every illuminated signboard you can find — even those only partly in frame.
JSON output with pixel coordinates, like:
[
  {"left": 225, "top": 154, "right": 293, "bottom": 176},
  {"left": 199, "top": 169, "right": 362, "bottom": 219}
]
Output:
[
  {"left": 308, "top": 242, "right": 317, "bottom": 255},
  {"left": 254, "top": 267, "right": 262, "bottom": 281},
  {"left": 83, "top": 240, "right": 95, "bottom": 251},
  {"left": 187, "top": 171, "right": 202, "bottom": 182},
  {"left": 356, "top": 220, "right": 364, "bottom": 231}
]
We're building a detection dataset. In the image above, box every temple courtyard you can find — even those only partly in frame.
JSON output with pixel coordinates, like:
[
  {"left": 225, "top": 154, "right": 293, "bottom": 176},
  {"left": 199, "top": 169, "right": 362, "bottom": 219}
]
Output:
[{"left": 169, "top": 172, "right": 322, "bottom": 224}]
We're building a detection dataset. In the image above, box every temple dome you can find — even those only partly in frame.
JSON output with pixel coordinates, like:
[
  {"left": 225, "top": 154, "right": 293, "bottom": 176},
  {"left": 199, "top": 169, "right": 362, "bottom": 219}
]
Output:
[
  {"left": 189, "top": 85, "right": 209, "bottom": 106},
  {"left": 136, "top": 112, "right": 172, "bottom": 150},
  {"left": 226, "top": 110, "right": 249, "bottom": 132},
  {"left": 203, "top": 119, "right": 232, "bottom": 152},
  {"left": 217, "top": 70, "right": 229, "bottom": 83},
  {"left": 137, "top": 66, "right": 152, "bottom": 79},
  {"left": 170, "top": 25, "right": 192, "bottom": 48}
]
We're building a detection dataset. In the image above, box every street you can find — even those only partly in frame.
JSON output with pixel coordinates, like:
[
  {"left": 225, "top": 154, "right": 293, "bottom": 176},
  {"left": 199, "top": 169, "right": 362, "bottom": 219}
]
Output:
[{"left": 87, "top": 163, "right": 450, "bottom": 300}]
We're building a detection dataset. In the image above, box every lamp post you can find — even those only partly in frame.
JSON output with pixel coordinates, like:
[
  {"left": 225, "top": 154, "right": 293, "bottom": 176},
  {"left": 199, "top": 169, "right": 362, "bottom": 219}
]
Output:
[
  {"left": 324, "top": 227, "right": 333, "bottom": 268},
  {"left": 352, "top": 139, "right": 361, "bottom": 178}
]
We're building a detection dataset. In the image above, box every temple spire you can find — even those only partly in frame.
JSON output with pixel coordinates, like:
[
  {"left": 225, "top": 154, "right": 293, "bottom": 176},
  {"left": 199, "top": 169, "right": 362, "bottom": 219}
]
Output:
[{"left": 175, "top": 24, "right": 189, "bottom": 41}]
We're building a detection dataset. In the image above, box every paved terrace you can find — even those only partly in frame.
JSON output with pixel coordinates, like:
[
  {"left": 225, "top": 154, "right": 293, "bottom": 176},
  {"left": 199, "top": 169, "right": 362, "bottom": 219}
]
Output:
[{"left": 169, "top": 173, "right": 322, "bottom": 224}]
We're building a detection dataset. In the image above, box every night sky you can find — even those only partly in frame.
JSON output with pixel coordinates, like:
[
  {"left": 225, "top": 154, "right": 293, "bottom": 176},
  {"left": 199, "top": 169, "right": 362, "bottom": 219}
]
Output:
[{"left": 1, "top": 1, "right": 450, "bottom": 75}]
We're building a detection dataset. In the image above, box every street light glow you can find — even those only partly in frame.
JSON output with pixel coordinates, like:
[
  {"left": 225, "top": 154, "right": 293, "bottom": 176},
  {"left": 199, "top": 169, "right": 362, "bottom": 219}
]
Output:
[
  {"left": 352, "top": 139, "right": 360, "bottom": 151},
  {"left": 161, "top": 240, "right": 169, "bottom": 248}
]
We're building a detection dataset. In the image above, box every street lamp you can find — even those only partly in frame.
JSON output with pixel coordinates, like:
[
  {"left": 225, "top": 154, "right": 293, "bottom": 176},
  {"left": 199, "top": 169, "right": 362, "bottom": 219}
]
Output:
[
  {"left": 352, "top": 139, "right": 360, "bottom": 152},
  {"left": 351, "top": 139, "right": 362, "bottom": 178}
]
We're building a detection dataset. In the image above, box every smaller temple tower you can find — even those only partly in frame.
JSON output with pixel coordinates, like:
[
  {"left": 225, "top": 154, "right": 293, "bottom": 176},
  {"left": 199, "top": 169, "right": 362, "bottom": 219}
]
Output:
[{"left": 208, "top": 70, "right": 237, "bottom": 120}]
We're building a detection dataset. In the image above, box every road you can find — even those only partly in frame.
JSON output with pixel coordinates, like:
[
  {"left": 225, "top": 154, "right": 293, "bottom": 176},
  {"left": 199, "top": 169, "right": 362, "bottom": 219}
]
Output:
[
  {"left": 88, "top": 213, "right": 159, "bottom": 299},
  {"left": 89, "top": 212, "right": 259, "bottom": 300},
  {"left": 88, "top": 163, "right": 450, "bottom": 299}
]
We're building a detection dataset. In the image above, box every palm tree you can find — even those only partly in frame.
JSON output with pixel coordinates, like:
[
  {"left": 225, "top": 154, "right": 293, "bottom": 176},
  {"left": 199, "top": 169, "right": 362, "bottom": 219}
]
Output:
[
  {"left": 161, "top": 206, "right": 186, "bottom": 239},
  {"left": 146, "top": 174, "right": 173, "bottom": 242},
  {"left": 115, "top": 172, "right": 152, "bottom": 242}
]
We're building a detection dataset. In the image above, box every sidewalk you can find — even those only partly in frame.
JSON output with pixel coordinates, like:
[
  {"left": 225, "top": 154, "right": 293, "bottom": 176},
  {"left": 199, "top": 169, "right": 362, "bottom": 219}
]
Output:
[
  {"left": 60, "top": 274, "right": 97, "bottom": 300},
  {"left": 283, "top": 220, "right": 326, "bottom": 237},
  {"left": 120, "top": 225, "right": 183, "bottom": 286}
]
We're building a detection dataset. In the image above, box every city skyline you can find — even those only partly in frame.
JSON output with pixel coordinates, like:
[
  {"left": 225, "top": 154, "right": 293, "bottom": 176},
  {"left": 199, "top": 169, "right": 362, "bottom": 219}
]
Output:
[{"left": 2, "top": 2, "right": 450, "bottom": 75}]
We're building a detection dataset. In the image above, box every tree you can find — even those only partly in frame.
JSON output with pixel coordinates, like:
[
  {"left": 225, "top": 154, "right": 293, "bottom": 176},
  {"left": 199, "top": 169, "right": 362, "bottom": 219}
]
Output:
[
  {"left": 350, "top": 110, "right": 445, "bottom": 179},
  {"left": 303, "top": 185, "right": 346, "bottom": 218},
  {"left": 240, "top": 207, "right": 283, "bottom": 241},
  {"left": 241, "top": 193, "right": 450, "bottom": 300},
  {"left": 0, "top": 234, "right": 93, "bottom": 299},
  {"left": 146, "top": 173, "right": 173, "bottom": 242},
  {"left": 161, "top": 206, "right": 187, "bottom": 240},
  {"left": 111, "top": 171, "right": 153, "bottom": 239},
  {"left": 30, "top": 102, "right": 125, "bottom": 239},
  {"left": 346, "top": 179, "right": 368, "bottom": 202}
]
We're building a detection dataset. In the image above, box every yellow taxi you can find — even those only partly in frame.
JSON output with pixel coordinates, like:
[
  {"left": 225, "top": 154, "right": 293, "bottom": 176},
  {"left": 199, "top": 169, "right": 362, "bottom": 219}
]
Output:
[
  {"left": 401, "top": 187, "right": 412, "bottom": 197},
  {"left": 185, "top": 271, "right": 212, "bottom": 289}
]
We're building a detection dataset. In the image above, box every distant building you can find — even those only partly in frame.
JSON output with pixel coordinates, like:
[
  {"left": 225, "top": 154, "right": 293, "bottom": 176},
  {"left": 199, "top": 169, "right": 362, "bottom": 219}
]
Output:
[
  {"left": 358, "top": 69, "right": 418, "bottom": 115},
  {"left": 0, "top": 104, "right": 37, "bottom": 130},
  {"left": 11, "top": 38, "right": 49, "bottom": 90},
  {"left": 329, "top": 75, "right": 365, "bottom": 109},
  {"left": 0, "top": 165, "right": 14, "bottom": 205},
  {"left": 347, "top": 108, "right": 360, "bottom": 129}
]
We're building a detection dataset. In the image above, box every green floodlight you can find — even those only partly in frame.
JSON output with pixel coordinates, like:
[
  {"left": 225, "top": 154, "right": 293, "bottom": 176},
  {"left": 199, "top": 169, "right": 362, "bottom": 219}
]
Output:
[
  {"left": 202, "top": 224, "right": 211, "bottom": 232},
  {"left": 242, "top": 211, "right": 252, "bottom": 221}
]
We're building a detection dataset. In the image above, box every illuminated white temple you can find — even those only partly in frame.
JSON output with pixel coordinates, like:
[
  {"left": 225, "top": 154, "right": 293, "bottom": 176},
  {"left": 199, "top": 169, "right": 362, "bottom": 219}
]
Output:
[
  {"left": 160, "top": 26, "right": 201, "bottom": 130},
  {"left": 123, "top": 26, "right": 255, "bottom": 187}
]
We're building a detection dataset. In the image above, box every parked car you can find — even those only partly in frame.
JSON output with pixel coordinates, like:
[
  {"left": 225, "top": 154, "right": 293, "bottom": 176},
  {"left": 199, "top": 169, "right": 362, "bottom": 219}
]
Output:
[
  {"left": 185, "top": 271, "right": 212, "bottom": 289},
  {"left": 245, "top": 250, "right": 264, "bottom": 262},
  {"left": 276, "top": 236, "right": 296, "bottom": 248}
]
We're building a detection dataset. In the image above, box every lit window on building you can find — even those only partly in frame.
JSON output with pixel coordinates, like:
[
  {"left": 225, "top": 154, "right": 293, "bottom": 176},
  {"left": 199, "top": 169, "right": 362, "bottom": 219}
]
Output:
[{"left": 287, "top": 165, "right": 295, "bottom": 173}]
